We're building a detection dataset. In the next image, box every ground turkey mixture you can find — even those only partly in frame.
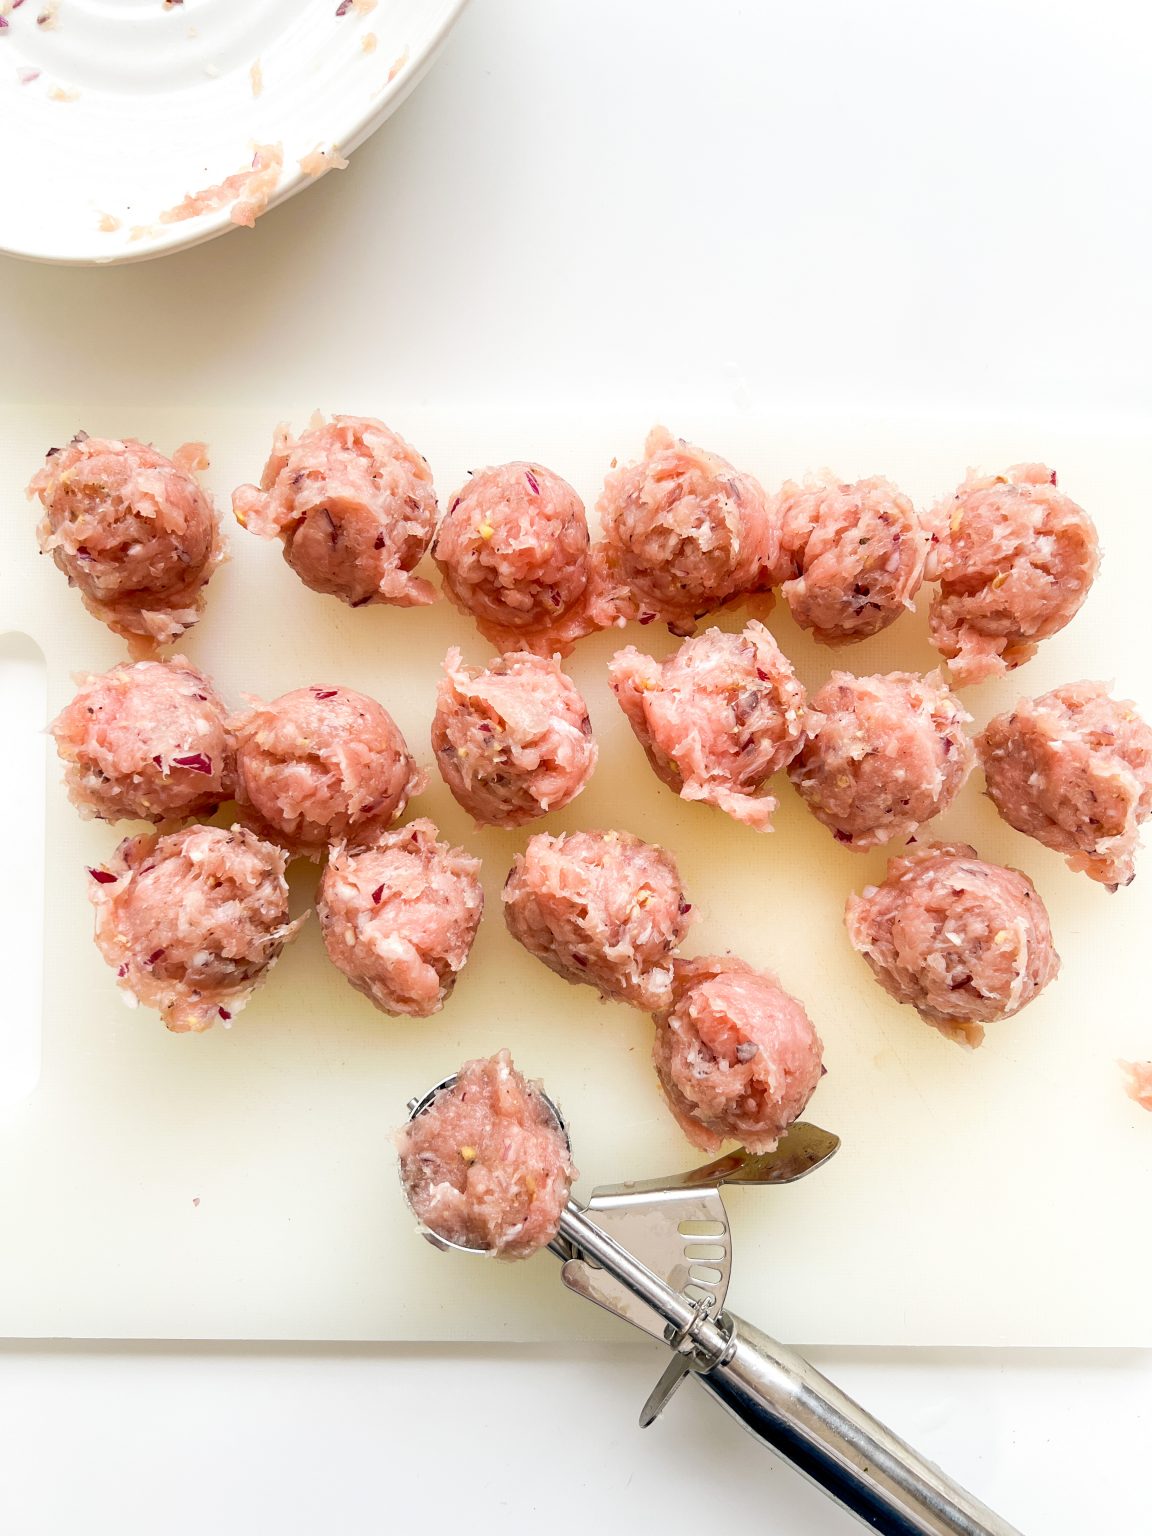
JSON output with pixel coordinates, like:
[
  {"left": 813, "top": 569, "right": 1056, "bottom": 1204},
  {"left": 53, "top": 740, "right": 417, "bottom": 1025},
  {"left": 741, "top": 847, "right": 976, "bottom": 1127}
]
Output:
[
  {"left": 30, "top": 433, "right": 223, "bottom": 648},
  {"left": 773, "top": 474, "right": 928, "bottom": 644},
  {"left": 845, "top": 841, "right": 1060, "bottom": 1047},
  {"left": 502, "top": 829, "right": 693, "bottom": 1009},
  {"left": 318, "top": 819, "right": 482, "bottom": 1017},
  {"left": 978, "top": 681, "right": 1152, "bottom": 890},
  {"left": 397, "top": 1050, "right": 575, "bottom": 1259},
  {"left": 788, "top": 671, "right": 972, "bottom": 850},
  {"left": 609, "top": 622, "right": 806, "bottom": 831},
  {"left": 432, "top": 462, "right": 596, "bottom": 655},
  {"left": 232, "top": 685, "right": 422, "bottom": 858},
  {"left": 233, "top": 415, "right": 439, "bottom": 608},
  {"left": 51, "top": 657, "right": 233, "bottom": 824},
  {"left": 1120, "top": 1061, "right": 1152, "bottom": 1112},
  {"left": 590, "top": 427, "right": 777, "bottom": 635},
  {"left": 926, "top": 464, "right": 1100, "bottom": 686},
  {"left": 652, "top": 955, "right": 824, "bottom": 1154},
  {"left": 88, "top": 824, "right": 304, "bottom": 1032},
  {"left": 431, "top": 648, "right": 597, "bottom": 828}
]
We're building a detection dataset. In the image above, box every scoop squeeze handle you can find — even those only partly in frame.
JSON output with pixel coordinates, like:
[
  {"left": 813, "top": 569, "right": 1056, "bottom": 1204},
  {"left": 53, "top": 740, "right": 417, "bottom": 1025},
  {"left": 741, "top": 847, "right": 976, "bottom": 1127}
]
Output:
[{"left": 696, "top": 1314, "right": 1023, "bottom": 1536}]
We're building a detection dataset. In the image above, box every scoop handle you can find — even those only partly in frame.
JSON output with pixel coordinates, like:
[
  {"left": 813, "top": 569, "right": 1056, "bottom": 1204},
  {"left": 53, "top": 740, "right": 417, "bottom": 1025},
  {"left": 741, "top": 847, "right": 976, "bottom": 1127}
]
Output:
[{"left": 696, "top": 1313, "right": 1023, "bottom": 1536}]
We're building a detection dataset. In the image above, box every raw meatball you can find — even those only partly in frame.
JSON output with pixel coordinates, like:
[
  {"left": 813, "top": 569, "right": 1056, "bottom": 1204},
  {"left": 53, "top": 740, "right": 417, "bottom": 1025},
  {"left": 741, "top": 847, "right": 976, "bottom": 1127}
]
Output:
[
  {"left": 1120, "top": 1061, "right": 1152, "bottom": 1112},
  {"left": 318, "top": 819, "right": 483, "bottom": 1017},
  {"left": 431, "top": 649, "right": 597, "bottom": 828},
  {"left": 432, "top": 463, "right": 596, "bottom": 655},
  {"left": 652, "top": 956, "right": 824, "bottom": 1154},
  {"left": 926, "top": 464, "right": 1100, "bottom": 686},
  {"left": 233, "top": 415, "right": 438, "bottom": 608},
  {"left": 977, "top": 681, "right": 1152, "bottom": 890},
  {"left": 774, "top": 475, "right": 928, "bottom": 644},
  {"left": 396, "top": 1050, "right": 575, "bottom": 1259},
  {"left": 845, "top": 842, "right": 1060, "bottom": 1047},
  {"left": 88, "top": 824, "right": 304, "bottom": 1033},
  {"left": 788, "top": 671, "right": 973, "bottom": 850},
  {"left": 590, "top": 426, "right": 777, "bottom": 636},
  {"left": 51, "top": 657, "right": 233, "bottom": 825},
  {"left": 502, "top": 829, "right": 692, "bottom": 1009},
  {"left": 608, "top": 621, "right": 806, "bottom": 831},
  {"left": 30, "top": 433, "right": 223, "bottom": 648},
  {"left": 233, "top": 685, "right": 423, "bottom": 858}
]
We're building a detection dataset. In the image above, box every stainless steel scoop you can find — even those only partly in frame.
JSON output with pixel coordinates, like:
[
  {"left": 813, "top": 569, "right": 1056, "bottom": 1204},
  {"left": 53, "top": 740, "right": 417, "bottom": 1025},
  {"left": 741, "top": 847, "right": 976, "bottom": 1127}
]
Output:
[{"left": 402, "top": 1076, "right": 1022, "bottom": 1536}]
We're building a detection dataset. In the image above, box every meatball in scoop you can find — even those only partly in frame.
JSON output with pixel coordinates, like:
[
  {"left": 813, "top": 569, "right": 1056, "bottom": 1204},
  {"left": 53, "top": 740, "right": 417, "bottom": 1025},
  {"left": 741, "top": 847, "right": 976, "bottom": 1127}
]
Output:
[{"left": 396, "top": 1050, "right": 575, "bottom": 1260}]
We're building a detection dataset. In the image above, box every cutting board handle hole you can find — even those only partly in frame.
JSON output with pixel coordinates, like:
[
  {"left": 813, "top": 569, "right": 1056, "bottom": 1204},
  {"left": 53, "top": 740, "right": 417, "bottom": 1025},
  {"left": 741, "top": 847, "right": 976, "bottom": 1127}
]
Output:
[{"left": 0, "top": 633, "right": 45, "bottom": 1106}]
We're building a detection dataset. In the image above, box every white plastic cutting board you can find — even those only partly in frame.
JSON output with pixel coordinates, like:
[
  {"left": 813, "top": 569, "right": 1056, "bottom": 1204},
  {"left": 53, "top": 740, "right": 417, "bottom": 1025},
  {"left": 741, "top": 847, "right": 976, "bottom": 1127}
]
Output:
[{"left": 1, "top": 405, "right": 1150, "bottom": 1345}]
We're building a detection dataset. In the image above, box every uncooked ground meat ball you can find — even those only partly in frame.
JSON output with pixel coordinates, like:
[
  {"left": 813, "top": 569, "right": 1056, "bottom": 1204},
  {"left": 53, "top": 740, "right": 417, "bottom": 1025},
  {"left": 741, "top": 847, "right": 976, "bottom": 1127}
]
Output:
[
  {"left": 502, "top": 829, "right": 693, "bottom": 1009},
  {"left": 1120, "top": 1061, "right": 1152, "bottom": 1112},
  {"left": 318, "top": 819, "right": 483, "bottom": 1017},
  {"left": 88, "top": 824, "right": 304, "bottom": 1033},
  {"left": 977, "top": 681, "right": 1152, "bottom": 890},
  {"left": 608, "top": 622, "right": 806, "bottom": 831},
  {"left": 788, "top": 671, "right": 973, "bottom": 850},
  {"left": 845, "top": 842, "right": 1060, "bottom": 1048},
  {"left": 590, "top": 427, "right": 777, "bottom": 636},
  {"left": 774, "top": 475, "right": 928, "bottom": 644},
  {"left": 652, "top": 956, "right": 824, "bottom": 1154},
  {"left": 30, "top": 433, "right": 223, "bottom": 648},
  {"left": 926, "top": 464, "right": 1100, "bottom": 686},
  {"left": 396, "top": 1050, "right": 575, "bottom": 1259},
  {"left": 233, "top": 415, "right": 438, "bottom": 608},
  {"left": 431, "top": 649, "right": 597, "bottom": 828},
  {"left": 51, "top": 657, "right": 233, "bottom": 825},
  {"left": 232, "top": 685, "right": 423, "bottom": 858},
  {"left": 432, "top": 463, "right": 596, "bottom": 655}
]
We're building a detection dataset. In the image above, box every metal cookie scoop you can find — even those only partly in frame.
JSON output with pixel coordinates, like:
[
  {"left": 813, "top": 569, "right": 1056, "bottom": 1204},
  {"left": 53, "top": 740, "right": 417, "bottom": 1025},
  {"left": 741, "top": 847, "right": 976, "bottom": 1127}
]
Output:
[{"left": 402, "top": 1076, "right": 1022, "bottom": 1536}]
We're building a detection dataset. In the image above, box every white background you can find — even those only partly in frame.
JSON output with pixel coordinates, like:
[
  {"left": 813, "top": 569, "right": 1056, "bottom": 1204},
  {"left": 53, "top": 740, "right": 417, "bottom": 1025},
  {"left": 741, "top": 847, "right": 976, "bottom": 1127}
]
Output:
[{"left": 1, "top": 0, "right": 1150, "bottom": 1530}]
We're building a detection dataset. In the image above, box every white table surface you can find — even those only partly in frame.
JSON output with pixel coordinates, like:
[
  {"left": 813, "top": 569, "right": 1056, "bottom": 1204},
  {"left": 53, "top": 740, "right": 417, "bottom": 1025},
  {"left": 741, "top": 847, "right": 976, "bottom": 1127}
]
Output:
[{"left": 1, "top": 0, "right": 1149, "bottom": 1530}]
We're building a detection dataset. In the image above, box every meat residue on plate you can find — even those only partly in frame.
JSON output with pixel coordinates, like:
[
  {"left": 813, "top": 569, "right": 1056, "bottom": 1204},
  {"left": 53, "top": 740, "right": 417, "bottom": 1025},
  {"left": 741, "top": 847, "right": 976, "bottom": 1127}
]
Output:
[
  {"left": 360, "top": 32, "right": 377, "bottom": 54},
  {"left": 160, "top": 143, "right": 283, "bottom": 229},
  {"left": 299, "top": 145, "right": 349, "bottom": 179},
  {"left": 388, "top": 46, "right": 408, "bottom": 81},
  {"left": 249, "top": 59, "right": 263, "bottom": 97},
  {"left": 97, "top": 212, "right": 122, "bottom": 233}
]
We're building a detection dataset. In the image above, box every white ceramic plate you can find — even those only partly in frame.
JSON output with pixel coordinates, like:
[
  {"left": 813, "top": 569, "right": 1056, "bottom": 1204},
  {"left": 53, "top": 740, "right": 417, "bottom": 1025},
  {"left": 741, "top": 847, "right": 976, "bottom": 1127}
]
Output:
[{"left": 0, "top": 0, "right": 468, "bottom": 265}]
